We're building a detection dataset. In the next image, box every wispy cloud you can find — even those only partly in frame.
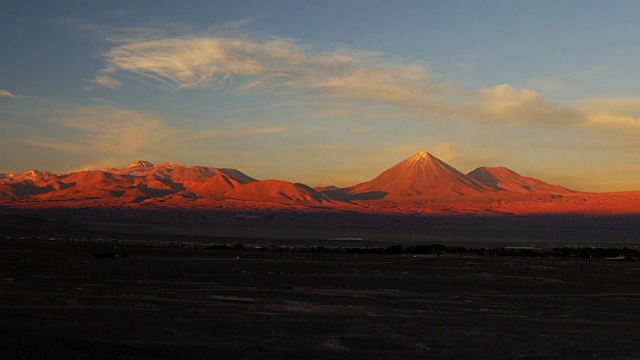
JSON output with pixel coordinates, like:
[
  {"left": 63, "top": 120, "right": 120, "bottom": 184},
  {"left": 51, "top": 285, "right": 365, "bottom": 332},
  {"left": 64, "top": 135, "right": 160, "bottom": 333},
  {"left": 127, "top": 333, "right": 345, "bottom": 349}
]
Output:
[
  {"left": 184, "top": 126, "right": 286, "bottom": 143},
  {"left": 0, "top": 89, "right": 26, "bottom": 99},
  {"left": 431, "top": 143, "right": 457, "bottom": 163},
  {"left": 19, "top": 107, "right": 181, "bottom": 171},
  {"left": 91, "top": 30, "right": 640, "bottom": 141},
  {"left": 529, "top": 65, "right": 609, "bottom": 92},
  {"left": 92, "top": 75, "right": 121, "bottom": 89},
  {"left": 52, "top": 107, "right": 181, "bottom": 155},
  {"left": 90, "top": 32, "right": 572, "bottom": 124},
  {"left": 89, "top": 97, "right": 117, "bottom": 104},
  {"left": 70, "top": 157, "right": 121, "bottom": 172},
  {"left": 578, "top": 97, "right": 640, "bottom": 134}
]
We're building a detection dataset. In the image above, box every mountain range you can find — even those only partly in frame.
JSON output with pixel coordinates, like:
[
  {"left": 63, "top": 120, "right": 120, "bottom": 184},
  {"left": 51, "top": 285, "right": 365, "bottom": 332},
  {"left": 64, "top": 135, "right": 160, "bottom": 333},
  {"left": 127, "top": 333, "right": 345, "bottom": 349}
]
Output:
[{"left": 4, "top": 151, "right": 640, "bottom": 219}]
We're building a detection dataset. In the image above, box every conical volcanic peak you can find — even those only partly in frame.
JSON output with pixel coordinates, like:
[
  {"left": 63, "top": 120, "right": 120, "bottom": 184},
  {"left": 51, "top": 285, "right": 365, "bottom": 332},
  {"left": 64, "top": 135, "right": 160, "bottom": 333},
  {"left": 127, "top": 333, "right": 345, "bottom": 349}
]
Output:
[
  {"left": 345, "top": 152, "right": 493, "bottom": 199},
  {"left": 126, "top": 160, "right": 154, "bottom": 169}
]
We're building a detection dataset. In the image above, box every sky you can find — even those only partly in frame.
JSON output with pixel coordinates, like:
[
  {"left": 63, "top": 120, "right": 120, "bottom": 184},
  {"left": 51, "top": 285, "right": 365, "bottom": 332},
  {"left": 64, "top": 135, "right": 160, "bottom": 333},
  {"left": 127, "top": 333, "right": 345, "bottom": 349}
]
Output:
[{"left": 1, "top": 0, "right": 640, "bottom": 192}]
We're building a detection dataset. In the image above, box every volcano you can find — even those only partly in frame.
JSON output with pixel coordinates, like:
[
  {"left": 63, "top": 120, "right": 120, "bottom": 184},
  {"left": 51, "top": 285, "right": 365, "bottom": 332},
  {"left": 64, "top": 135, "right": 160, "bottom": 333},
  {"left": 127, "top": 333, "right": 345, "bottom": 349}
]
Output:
[
  {"left": 467, "top": 166, "right": 571, "bottom": 194},
  {"left": 329, "top": 152, "right": 493, "bottom": 200}
]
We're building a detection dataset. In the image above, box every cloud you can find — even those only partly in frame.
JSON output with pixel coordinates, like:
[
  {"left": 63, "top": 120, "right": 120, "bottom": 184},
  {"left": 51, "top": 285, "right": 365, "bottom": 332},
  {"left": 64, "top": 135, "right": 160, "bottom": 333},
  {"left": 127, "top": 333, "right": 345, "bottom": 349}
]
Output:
[
  {"left": 92, "top": 32, "right": 577, "bottom": 126},
  {"left": 236, "top": 126, "right": 286, "bottom": 136},
  {"left": 93, "top": 34, "right": 448, "bottom": 104},
  {"left": 92, "top": 75, "right": 122, "bottom": 89},
  {"left": 92, "top": 30, "right": 640, "bottom": 139},
  {"left": 469, "top": 84, "right": 581, "bottom": 125},
  {"left": 53, "top": 107, "right": 181, "bottom": 154},
  {"left": 90, "top": 97, "right": 117, "bottom": 104},
  {"left": 69, "top": 157, "right": 121, "bottom": 172},
  {"left": 21, "top": 138, "right": 84, "bottom": 153},
  {"left": 578, "top": 97, "right": 640, "bottom": 133},
  {"left": 0, "top": 89, "right": 25, "bottom": 99},
  {"left": 431, "top": 143, "right": 457, "bottom": 163},
  {"left": 529, "top": 65, "right": 609, "bottom": 92},
  {"left": 20, "top": 107, "right": 181, "bottom": 171},
  {"left": 184, "top": 126, "right": 286, "bottom": 143}
]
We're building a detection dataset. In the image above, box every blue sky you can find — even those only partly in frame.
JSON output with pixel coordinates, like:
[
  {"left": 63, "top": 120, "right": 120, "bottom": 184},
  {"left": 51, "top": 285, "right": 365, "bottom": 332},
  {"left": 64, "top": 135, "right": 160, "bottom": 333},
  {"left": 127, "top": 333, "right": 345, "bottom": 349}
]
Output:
[{"left": 2, "top": 0, "right": 640, "bottom": 191}]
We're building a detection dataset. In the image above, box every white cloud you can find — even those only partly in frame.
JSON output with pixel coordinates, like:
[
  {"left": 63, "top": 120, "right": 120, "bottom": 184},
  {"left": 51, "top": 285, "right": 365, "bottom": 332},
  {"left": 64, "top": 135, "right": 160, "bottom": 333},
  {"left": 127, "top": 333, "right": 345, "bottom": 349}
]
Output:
[
  {"left": 92, "top": 75, "right": 122, "bottom": 89},
  {"left": 0, "top": 89, "right": 24, "bottom": 99},
  {"left": 93, "top": 34, "right": 450, "bottom": 107}
]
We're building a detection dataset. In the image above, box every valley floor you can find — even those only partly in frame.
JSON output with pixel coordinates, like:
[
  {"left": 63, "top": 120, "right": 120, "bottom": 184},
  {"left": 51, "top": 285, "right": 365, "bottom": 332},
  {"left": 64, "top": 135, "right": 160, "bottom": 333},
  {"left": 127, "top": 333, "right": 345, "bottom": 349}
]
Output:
[{"left": 2, "top": 237, "right": 640, "bottom": 359}]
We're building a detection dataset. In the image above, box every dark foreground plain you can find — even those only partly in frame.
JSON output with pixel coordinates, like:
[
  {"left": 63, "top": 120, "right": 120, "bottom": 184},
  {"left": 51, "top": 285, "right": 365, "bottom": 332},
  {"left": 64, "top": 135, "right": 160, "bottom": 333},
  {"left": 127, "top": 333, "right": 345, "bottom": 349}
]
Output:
[{"left": 2, "top": 236, "right": 640, "bottom": 359}]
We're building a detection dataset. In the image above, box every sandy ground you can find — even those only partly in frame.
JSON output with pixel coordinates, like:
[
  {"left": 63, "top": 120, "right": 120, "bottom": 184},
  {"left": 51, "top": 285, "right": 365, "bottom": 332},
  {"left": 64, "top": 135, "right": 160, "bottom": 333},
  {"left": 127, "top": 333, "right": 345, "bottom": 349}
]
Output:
[{"left": 2, "top": 237, "right": 640, "bottom": 359}]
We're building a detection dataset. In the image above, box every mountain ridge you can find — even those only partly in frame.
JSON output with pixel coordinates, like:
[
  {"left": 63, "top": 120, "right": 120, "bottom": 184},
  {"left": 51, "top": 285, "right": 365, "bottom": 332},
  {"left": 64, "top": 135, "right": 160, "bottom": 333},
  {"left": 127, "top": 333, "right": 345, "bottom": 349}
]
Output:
[{"left": 0, "top": 152, "right": 581, "bottom": 206}]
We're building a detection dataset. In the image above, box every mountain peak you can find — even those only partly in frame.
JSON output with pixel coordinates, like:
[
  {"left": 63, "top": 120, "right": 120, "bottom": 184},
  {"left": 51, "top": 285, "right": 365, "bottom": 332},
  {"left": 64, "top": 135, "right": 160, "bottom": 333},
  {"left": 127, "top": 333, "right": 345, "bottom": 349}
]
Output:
[
  {"left": 125, "top": 160, "right": 154, "bottom": 169},
  {"left": 344, "top": 151, "right": 491, "bottom": 199},
  {"left": 14, "top": 169, "right": 54, "bottom": 182},
  {"left": 468, "top": 166, "right": 571, "bottom": 194},
  {"left": 406, "top": 151, "right": 436, "bottom": 163}
]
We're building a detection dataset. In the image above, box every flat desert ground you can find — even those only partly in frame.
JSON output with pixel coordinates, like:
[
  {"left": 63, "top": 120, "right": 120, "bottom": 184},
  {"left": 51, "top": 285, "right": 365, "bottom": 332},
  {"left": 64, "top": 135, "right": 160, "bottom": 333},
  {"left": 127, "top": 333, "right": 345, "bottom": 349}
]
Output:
[{"left": 2, "top": 231, "right": 640, "bottom": 359}]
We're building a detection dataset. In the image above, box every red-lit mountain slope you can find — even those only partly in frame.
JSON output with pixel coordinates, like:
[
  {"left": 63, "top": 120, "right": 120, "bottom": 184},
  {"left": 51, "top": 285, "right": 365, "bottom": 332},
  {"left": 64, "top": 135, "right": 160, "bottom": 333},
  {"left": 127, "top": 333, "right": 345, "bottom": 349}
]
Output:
[{"left": 467, "top": 166, "right": 572, "bottom": 194}]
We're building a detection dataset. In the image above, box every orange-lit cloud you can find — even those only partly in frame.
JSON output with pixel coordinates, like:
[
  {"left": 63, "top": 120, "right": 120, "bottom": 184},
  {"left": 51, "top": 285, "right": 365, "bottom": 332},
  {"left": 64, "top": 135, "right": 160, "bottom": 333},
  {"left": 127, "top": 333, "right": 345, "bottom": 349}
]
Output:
[
  {"left": 20, "top": 107, "right": 180, "bottom": 170},
  {"left": 579, "top": 97, "right": 640, "bottom": 133},
  {"left": 14, "top": 102, "right": 290, "bottom": 173},
  {"left": 53, "top": 107, "right": 181, "bottom": 154}
]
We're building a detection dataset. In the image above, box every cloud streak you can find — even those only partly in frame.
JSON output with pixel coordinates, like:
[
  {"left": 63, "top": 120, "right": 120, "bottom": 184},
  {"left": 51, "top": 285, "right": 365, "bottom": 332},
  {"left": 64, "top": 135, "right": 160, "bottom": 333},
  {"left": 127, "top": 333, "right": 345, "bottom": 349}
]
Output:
[
  {"left": 17, "top": 105, "right": 288, "bottom": 171},
  {"left": 183, "top": 126, "right": 286, "bottom": 143},
  {"left": 52, "top": 107, "right": 181, "bottom": 155},
  {"left": 0, "top": 89, "right": 25, "bottom": 99},
  {"left": 529, "top": 65, "right": 609, "bottom": 92},
  {"left": 19, "top": 107, "right": 181, "bottom": 170}
]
